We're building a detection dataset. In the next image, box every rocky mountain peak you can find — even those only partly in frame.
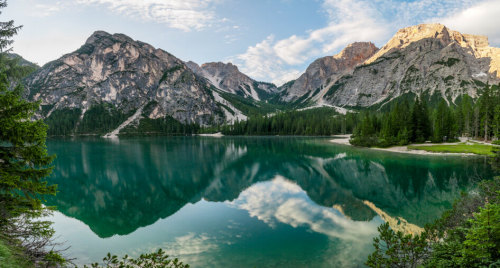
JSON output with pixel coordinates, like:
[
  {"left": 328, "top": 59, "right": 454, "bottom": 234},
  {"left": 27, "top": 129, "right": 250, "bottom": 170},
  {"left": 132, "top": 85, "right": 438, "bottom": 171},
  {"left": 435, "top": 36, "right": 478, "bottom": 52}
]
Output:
[
  {"left": 24, "top": 31, "right": 225, "bottom": 134},
  {"left": 201, "top": 62, "right": 239, "bottom": 73},
  {"left": 334, "top": 42, "right": 378, "bottom": 62},
  {"left": 322, "top": 24, "right": 500, "bottom": 109},
  {"left": 280, "top": 41, "right": 379, "bottom": 102},
  {"left": 187, "top": 61, "right": 277, "bottom": 101},
  {"left": 85, "top": 31, "right": 111, "bottom": 44},
  {"left": 365, "top": 23, "right": 499, "bottom": 73}
]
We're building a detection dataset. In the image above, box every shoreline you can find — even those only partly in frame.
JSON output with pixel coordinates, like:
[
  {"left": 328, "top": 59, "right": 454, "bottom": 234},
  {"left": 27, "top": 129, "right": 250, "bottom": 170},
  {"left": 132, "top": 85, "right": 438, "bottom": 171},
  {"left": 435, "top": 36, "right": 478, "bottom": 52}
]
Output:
[
  {"left": 197, "top": 132, "right": 224, "bottom": 137},
  {"left": 329, "top": 135, "right": 481, "bottom": 156}
]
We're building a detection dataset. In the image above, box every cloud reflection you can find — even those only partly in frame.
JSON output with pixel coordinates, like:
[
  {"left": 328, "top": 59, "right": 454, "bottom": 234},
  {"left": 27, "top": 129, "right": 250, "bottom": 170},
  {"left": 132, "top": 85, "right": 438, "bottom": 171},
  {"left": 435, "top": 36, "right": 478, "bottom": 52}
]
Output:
[{"left": 230, "top": 176, "right": 381, "bottom": 241}]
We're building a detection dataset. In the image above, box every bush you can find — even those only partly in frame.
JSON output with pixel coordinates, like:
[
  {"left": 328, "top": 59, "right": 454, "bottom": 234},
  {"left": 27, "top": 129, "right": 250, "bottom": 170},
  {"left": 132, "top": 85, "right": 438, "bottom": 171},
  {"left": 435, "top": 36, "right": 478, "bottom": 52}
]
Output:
[
  {"left": 366, "top": 223, "right": 429, "bottom": 268},
  {"left": 366, "top": 178, "right": 500, "bottom": 267},
  {"left": 86, "top": 249, "right": 189, "bottom": 268}
]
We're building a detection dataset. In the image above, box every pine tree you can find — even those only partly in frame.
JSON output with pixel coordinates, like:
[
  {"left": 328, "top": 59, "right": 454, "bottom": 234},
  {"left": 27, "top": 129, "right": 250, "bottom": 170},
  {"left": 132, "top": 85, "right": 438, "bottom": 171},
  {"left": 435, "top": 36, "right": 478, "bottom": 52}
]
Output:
[
  {"left": 0, "top": 1, "right": 65, "bottom": 265},
  {"left": 479, "top": 86, "right": 493, "bottom": 141},
  {"left": 461, "top": 95, "right": 474, "bottom": 137}
]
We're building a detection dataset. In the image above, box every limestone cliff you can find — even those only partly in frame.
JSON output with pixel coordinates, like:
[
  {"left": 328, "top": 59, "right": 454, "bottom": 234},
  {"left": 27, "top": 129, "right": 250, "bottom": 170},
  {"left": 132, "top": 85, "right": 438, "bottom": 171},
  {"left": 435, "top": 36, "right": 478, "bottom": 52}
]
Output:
[
  {"left": 322, "top": 23, "right": 500, "bottom": 108},
  {"left": 187, "top": 61, "right": 278, "bottom": 101},
  {"left": 24, "top": 31, "right": 225, "bottom": 135},
  {"left": 279, "top": 42, "right": 379, "bottom": 102}
]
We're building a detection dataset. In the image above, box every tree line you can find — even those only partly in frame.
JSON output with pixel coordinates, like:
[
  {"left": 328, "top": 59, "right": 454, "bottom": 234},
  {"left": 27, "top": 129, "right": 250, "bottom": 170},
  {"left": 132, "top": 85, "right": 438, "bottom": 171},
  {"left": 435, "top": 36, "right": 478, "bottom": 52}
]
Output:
[
  {"left": 351, "top": 85, "right": 500, "bottom": 147},
  {"left": 205, "top": 107, "right": 359, "bottom": 136}
]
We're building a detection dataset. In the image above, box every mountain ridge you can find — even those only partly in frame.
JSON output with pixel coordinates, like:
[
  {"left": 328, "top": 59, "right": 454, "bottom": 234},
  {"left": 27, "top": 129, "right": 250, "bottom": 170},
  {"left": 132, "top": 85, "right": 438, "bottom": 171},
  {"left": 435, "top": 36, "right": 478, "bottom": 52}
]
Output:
[
  {"left": 281, "top": 23, "right": 500, "bottom": 109},
  {"left": 186, "top": 60, "right": 278, "bottom": 101},
  {"left": 24, "top": 30, "right": 226, "bottom": 136},
  {"left": 18, "top": 23, "right": 500, "bottom": 135}
]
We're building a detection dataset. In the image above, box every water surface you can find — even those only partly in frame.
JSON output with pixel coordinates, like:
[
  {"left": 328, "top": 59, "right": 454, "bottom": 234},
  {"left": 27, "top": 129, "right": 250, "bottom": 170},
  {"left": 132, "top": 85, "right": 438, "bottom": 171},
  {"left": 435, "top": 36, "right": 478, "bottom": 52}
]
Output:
[{"left": 45, "top": 137, "right": 495, "bottom": 267}]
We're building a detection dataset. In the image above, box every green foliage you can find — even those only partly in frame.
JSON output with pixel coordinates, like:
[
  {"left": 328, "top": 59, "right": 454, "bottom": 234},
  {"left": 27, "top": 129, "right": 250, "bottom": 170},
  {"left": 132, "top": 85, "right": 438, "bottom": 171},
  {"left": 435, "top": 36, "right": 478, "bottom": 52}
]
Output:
[
  {"left": 432, "top": 99, "right": 455, "bottom": 142},
  {"left": 0, "top": 1, "right": 21, "bottom": 53},
  {"left": 0, "top": 74, "right": 55, "bottom": 222},
  {"left": 425, "top": 178, "right": 500, "bottom": 267},
  {"left": 493, "top": 147, "right": 500, "bottom": 168},
  {"left": 410, "top": 97, "right": 431, "bottom": 142},
  {"left": 407, "top": 143, "right": 496, "bottom": 156},
  {"left": 350, "top": 98, "right": 432, "bottom": 147},
  {"left": 367, "top": 177, "right": 500, "bottom": 267},
  {"left": 216, "top": 108, "right": 357, "bottom": 136},
  {"left": 85, "top": 249, "right": 189, "bottom": 268},
  {"left": 217, "top": 89, "right": 283, "bottom": 116},
  {"left": 351, "top": 84, "right": 500, "bottom": 147},
  {"left": 324, "top": 81, "right": 345, "bottom": 98},
  {"left": 159, "top": 65, "right": 183, "bottom": 84},
  {"left": 476, "top": 85, "right": 499, "bottom": 141},
  {"left": 0, "top": 54, "right": 36, "bottom": 80},
  {"left": 0, "top": 6, "right": 66, "bottom": 265},
  {"left": 252, "top": 81, "right": 276, "bottom": 101},
  {"left": 44, "top": 108, "right": 81, "bottom": 136},
  {"left": 433, "top": 58, "right": 460, "bottom": 67},
  {"left": 0, "top": 236, "right": 31, "bottom": 268},
  {"left": 121, "top": 116, "right": 200, "bottom": 135},
  {"left": 366, "top": 223, "right": 429, "bottom": 268},
  {"left": 77, "top": 103, "right": 134, "bottom": 134},
  {"left": 460, "top": 202, "right": 500, "bottom": 266}
]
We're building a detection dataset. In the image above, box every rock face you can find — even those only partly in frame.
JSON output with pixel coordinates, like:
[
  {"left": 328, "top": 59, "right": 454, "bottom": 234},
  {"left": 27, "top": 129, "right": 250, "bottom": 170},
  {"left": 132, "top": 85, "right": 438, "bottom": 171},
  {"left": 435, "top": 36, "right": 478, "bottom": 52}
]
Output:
[
  {"left": 187, "top": 61, "right": 278, "bottom": 101},
  {"left": 279, "top": 42, "right": 379, "bottom": 102},
  {"left": 20, "top": 23, "right": 500, "bottom": 135},
  {"left": 319, "top": 24, "right": 500, "bottom": 108},
  {"left": 24, "top": 31, "right": 224, "bottom": 134}
]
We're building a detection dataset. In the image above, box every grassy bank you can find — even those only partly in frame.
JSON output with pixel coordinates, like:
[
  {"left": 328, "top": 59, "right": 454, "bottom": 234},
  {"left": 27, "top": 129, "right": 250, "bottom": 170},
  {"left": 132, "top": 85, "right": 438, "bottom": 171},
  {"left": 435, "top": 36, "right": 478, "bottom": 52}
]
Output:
[
  {"left": 407, "top": 143, "right": 496, "bottom": 156},
  {"left": 0, "top": 237, "right": 29, "bottom": 268}
]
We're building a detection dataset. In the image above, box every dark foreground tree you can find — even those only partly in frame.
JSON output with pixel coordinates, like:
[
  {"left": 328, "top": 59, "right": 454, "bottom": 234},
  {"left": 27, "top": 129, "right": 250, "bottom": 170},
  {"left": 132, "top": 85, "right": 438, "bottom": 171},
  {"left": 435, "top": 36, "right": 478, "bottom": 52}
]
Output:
[
  {"left": 366, "top": 223, "right": 429, "bottom": 268},
  {"left": 0, "top": 0, "right": 66, "bottom": 265},
  {"left": 0, "top": 72, "right": 56, "bottom": 223},
  {"left": 0, "top": 0, "right": 21, "bottom": 53},
  {"left": 366, "top": 178, "right": 500, "bottom": 267}
]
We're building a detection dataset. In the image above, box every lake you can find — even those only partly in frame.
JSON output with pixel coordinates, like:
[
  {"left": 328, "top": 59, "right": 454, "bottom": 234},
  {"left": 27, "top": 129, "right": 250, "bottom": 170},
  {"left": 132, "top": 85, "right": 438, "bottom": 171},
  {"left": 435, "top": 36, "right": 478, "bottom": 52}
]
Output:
[{"left": 45, "top": 137, "right": 495, "bottom": 267}]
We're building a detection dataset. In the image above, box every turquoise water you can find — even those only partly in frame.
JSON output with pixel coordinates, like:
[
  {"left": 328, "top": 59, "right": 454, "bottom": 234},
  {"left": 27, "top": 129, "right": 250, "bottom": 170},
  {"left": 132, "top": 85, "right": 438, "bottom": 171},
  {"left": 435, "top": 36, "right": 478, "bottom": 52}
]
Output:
[{"left": 45, "top": 137, "right": 495, "bottom": 267}]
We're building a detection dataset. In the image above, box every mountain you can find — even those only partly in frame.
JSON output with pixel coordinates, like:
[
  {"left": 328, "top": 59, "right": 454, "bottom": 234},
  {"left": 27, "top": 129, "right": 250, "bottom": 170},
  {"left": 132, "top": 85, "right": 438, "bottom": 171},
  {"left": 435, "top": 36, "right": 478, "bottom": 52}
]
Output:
[
  {"left": 24, "top": 31, "right": 228, "bottom": 136},
  {"left": 279, "top": 42, "right": 379, "bottom": 104},
  {"left": 20, "top": 24, "right": 500, "bottom": 136},
  {"left": 283, "top": 23, "right": 500, "bottom": 109},
  {"left": 6, "top": 53, "right": 39, "bottom": 69},
  {"left": 186, "top": 61, "right": 278, "bottom": 101}
]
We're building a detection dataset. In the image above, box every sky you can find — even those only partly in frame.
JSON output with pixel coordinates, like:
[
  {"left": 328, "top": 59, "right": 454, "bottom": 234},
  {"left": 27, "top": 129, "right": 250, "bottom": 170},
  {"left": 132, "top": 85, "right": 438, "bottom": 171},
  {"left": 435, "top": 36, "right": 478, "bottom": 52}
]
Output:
[{"left": 4, "top": 0, "right": 500, "bottom": 86}]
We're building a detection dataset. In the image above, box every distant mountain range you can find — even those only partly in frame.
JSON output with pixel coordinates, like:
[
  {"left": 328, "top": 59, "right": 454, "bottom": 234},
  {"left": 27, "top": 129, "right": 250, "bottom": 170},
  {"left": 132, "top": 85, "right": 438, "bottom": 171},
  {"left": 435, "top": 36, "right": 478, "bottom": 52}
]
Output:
[{"left": 19, "top": 23, "right": 500, "bottom": 136}]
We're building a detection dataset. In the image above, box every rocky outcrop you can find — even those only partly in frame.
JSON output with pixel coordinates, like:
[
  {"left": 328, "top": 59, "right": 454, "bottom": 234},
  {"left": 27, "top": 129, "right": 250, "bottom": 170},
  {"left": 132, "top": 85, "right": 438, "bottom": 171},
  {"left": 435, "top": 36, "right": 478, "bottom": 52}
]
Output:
[
  {"left": 24, "top": 31, "right": 224, "bottom": 134},
  {"left": 322, "top": 24, "right": 500, "bottom": 108},
  {"left": 365, "top": 23, "right": 500, "bottom": 76},
  {"left": 187, "top": 61, "right": 278, "bottom": 101},
  {"left": 20, "top": 23, "right": 500, "bottom": 135},
  {"left": 279, "top": 42, "right": 379, "bottom": 102}
]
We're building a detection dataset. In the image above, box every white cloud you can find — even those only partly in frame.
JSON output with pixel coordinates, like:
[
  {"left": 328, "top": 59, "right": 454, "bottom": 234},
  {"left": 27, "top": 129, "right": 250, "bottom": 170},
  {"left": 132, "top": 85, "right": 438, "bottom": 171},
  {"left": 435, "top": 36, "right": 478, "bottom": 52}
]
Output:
[
  {"left": 77, "top": 0, "right": 221, "bottom": 32},
  {"left": 233, "top": 0, "right": 484, "bottom": 85},
  {"left": 233, "top": 0, "right": 391, "bottom": 85},
  {"left": 436, "top": 0, "right": 500, "bottom": 46},
  {"left": 230, "top": 35, "right": 302, "bottom": 86}
]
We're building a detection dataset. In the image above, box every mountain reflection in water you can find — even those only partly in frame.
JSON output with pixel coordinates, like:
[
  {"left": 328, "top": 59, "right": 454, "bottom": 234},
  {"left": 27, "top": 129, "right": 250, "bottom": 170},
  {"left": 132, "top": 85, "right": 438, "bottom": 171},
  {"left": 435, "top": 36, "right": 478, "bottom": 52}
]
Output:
[{"left": 45, "top": 137, "right": 494, "bottom": 266}]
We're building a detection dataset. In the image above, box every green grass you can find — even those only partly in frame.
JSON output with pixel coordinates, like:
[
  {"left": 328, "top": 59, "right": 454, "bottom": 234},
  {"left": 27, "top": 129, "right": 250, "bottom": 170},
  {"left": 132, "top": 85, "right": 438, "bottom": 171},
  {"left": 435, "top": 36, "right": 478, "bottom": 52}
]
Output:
[
  {"left": 0, "top": 237, "right": 29, "bottom": 268},
  {"left": 407, "top": 143, "right": 496, "bottom": 156}
]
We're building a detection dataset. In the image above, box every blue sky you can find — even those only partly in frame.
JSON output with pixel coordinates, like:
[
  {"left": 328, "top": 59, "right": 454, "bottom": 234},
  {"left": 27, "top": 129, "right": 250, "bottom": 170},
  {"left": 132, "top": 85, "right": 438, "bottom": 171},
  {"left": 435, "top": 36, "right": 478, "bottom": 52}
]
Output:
[{"left": 5, "top": 0, "right": 500, "bottom": 85}]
